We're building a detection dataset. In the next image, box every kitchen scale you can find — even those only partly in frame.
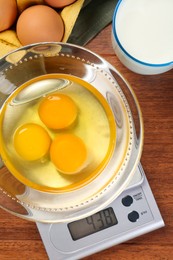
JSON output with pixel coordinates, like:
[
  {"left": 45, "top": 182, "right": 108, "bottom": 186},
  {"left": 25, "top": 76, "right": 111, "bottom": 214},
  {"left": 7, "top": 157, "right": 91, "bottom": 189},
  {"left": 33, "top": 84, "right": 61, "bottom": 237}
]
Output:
[
  {"left": 0, "top": 43, "right": 164, "bottom": 259},
  {"left": 37, "top": 163, "right": 165, "bottom": 260}
]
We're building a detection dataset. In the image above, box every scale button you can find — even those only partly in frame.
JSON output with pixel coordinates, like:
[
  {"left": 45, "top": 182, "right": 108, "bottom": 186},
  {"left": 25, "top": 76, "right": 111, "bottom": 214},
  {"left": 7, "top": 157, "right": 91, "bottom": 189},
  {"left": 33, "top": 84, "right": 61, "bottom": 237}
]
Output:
[
  {"left": 128, "top": 211, "right": 140, "bottom": 222},
  {"left": 122, "top": 195, "right": 133, "bottom": 207}
]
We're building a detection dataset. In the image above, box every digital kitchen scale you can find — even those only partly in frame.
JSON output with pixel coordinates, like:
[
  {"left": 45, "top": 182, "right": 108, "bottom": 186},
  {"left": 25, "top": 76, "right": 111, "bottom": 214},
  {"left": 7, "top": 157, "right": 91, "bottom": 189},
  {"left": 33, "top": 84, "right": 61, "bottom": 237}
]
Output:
[{"left": 37, "top": 164, "right": 165, "bottom": 260}]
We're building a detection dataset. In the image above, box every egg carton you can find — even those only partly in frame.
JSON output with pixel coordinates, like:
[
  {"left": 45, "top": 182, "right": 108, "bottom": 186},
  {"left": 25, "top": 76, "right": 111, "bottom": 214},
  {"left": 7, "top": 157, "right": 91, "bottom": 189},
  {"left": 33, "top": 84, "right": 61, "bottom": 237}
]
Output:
[{"left": 0, "top": 0, "right": 85, "bottom": 57}]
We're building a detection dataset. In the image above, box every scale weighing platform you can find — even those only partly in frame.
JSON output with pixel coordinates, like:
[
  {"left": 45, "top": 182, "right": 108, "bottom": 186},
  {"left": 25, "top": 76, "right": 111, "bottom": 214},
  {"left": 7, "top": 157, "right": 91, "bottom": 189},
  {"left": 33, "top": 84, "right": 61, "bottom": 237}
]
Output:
[{"left": 37, "top": 164, "right": 164, "bottom": 260}]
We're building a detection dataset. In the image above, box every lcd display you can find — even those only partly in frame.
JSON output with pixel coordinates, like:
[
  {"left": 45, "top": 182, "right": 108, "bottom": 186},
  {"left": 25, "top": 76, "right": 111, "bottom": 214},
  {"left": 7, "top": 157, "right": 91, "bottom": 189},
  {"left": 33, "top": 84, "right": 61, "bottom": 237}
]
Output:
[{"left": 68, "top": 207, "right": 118, "bottom": 240}]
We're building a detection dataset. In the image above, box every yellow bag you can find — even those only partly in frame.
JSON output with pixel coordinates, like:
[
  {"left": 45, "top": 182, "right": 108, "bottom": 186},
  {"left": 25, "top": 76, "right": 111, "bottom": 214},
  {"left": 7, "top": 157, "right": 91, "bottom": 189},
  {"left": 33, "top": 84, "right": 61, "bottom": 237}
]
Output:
[{"left": 0, "top": 0, "right": 85, "bottom": 57}]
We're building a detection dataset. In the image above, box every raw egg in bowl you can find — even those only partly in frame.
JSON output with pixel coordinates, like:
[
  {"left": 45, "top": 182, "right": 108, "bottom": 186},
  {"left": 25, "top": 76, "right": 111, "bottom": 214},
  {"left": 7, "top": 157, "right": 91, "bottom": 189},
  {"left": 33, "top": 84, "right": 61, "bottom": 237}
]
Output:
[
  {"left": 0, "top": 74, "right": 116, "bottom": 193},
  {"left": 0, "top": 43, "right": 143, "bottom": 223}
]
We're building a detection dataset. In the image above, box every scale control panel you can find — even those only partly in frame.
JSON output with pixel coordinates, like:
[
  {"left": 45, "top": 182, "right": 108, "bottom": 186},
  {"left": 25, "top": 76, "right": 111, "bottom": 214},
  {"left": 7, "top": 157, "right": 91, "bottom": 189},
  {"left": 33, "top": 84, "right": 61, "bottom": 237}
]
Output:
[
  {"left": 47, "top": 185, "right": 154, "bottom": 253},
  {"left": 37, "top": 168, "right": 164, "bottom": 260}
]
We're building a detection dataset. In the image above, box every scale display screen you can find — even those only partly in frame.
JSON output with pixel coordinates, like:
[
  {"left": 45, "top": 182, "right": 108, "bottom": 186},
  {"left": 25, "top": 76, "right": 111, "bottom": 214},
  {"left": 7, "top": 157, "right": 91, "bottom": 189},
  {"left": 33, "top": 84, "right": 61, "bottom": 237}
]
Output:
[{"left": 68, "top": 207, "right": 118, "bottom": 241}]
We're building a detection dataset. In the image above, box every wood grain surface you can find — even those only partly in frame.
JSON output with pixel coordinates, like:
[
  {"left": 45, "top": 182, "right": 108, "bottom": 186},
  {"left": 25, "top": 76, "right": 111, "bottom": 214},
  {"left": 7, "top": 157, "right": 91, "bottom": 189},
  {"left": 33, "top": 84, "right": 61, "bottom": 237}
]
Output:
[{"left": 0, "top": 24, "right": 173, "bottom": 260}]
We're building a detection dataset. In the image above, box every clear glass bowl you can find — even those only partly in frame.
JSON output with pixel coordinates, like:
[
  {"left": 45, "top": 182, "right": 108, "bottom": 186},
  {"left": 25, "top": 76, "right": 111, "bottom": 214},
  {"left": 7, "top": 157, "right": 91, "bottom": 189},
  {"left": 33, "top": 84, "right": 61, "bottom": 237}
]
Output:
[{"left": 0, "top": 42, "right": 144, "bottom": 223}]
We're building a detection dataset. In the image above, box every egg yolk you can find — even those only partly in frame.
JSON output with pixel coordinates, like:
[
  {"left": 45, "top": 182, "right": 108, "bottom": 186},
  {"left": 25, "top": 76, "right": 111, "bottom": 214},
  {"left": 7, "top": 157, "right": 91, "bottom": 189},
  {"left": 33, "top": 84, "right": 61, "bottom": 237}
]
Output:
[
  {"left": 13, "top": 123, "right": 51, "bottom": 161},
  {"left": 50, "top": 134, "right": 87, "bottom": 174},
  {"left": 38, "top": 93, "right": 78, "bottom": 129}
]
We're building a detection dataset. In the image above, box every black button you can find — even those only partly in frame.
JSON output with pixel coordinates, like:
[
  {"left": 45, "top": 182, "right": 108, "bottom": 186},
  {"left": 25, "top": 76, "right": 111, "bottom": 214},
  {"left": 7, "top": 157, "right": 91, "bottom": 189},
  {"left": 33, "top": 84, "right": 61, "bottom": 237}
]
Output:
[
  {"left": 128, "top": 211, "right": 140, "bottom": 222},
  {"left": 122, "top": 195, "right": 133, "bottom": 207}
]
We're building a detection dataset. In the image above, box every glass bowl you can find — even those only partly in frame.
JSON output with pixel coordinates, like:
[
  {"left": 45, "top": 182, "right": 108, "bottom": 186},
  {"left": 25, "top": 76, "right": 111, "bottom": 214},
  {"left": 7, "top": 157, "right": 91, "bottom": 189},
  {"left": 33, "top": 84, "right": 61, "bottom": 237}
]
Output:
[{"left": 0, "top": 42, "right": 144, "bottom": 223}]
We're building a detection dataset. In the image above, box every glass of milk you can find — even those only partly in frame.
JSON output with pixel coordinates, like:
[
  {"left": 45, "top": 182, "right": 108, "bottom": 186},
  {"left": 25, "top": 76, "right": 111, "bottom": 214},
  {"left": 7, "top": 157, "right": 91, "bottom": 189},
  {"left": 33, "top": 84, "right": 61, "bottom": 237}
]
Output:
[{"left": 112, "top": 0, "right": 173, "bottom": 75}]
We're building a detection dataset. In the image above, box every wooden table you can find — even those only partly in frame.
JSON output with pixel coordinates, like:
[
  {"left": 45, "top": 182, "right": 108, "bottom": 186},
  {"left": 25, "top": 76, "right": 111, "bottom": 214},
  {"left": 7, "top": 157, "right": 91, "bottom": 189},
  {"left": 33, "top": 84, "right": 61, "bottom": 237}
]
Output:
[{"left": 0, "top": 24, "right": 173, "bottom": 260}]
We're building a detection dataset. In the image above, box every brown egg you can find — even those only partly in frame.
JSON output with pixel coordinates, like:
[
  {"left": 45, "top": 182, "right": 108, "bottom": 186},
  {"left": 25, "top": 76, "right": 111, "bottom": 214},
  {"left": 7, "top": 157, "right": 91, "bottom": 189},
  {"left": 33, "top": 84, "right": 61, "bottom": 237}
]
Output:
[
  {"left": 16, "top": 5, "right": 64, "bottom": 45},
  {"left": 44, "top": 0, "right": 77, "bottom": 8},
  {"left": 16, "top": 0, "right": 45, "bottom": 14},
  {"left": 0, "top": 0, "right": 18, "bottom": 32}
]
